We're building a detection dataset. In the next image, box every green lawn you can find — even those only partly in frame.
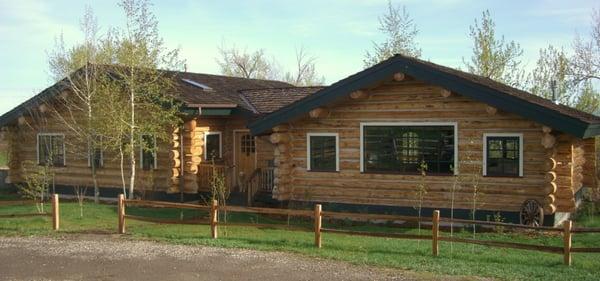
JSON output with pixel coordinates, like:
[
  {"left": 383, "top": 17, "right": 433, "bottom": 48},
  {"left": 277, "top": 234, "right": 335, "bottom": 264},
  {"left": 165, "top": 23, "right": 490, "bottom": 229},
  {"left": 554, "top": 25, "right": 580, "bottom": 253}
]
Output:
[
  {"left": 0, "top": 150, "right": 7, "bottom": 167},
  {"left": 1, "top": 195, "right": 599, "bottom": 281}
]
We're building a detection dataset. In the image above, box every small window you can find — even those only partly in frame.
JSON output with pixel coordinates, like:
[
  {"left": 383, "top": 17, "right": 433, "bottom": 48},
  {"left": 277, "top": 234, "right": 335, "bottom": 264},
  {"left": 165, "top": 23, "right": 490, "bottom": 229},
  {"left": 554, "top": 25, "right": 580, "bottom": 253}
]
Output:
[
  {"left": 88, "top": 135, "right": 103, "bottom": 168},
  {"left": 140, "top": 134, "right": 157, "bottom": 170},
  {"left": 205, "top": 132, "right": 222, "bottom": 161},
  {"left": 307, "top": 133, "right": 339, "bottom": 172},
  {"left": 484, "top": 134, "right": 522, "bottom": 177},
  {"left": 38, "top": 134, "right": 65, "bottom": 167},
  {"left": 241, "top": 134, "right": 255, "bottom": 155}
]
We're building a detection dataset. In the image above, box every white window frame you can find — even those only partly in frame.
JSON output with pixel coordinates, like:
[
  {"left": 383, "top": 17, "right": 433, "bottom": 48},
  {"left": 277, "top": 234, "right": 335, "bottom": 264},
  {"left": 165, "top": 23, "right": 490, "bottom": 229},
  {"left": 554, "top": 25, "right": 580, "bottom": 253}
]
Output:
[
  {"left": 36, "top": 133, "right": 66, "bottom": 166},
  {"left": 139, "top": 134, "right": 158, "bottom": 170},
  {"left": 87, "top": 136, "right": 104, "bottom": 168},
  {"left": 204, "top": 131, "right": 223, "bottom": 160},
  {"left": 482, "top": 133, "right": 523, "bottom": 177},
  {"left": 307, "top": 132, "right": 340, "bottom": 172},
  {"left": 359, "top": 122, "right": 458, "bottom": 175}
]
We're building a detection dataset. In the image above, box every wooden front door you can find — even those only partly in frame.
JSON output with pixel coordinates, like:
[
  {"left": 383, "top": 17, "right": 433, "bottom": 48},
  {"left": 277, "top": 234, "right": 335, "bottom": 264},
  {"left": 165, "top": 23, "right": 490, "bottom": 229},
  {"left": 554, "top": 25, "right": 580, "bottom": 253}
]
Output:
[{"left": 234, "top": 131, "right": 256, "bottom": 189}]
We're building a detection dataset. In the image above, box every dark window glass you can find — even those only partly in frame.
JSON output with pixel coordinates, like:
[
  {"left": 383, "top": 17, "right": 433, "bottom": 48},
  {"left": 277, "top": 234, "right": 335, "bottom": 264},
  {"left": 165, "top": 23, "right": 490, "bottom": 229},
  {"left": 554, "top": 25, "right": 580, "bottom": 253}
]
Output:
[
  {"left": 89, "top": 135, "right": 103, "bottom": 168},
  {"left": 486, "top": 136, "right": 520, "bottom": 176},
  {"left": 206, "top": 133, "right": 221, "bottom": 160},
  {"left": 38, "top": 134, "right": 65, "bottom": 167},
  {"left": 141, "top": 135, "right": 156, "bottom": 170},
  {"left": 363, "top": 126, "right": 454, "bottom": 174},
  {"left": 309, "top": 135, "right": 337, "bottom": 171}
]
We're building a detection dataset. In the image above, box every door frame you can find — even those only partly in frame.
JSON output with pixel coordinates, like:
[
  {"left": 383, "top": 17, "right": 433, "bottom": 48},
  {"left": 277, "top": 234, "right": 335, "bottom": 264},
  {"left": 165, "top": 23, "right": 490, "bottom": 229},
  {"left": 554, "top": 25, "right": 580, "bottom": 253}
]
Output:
[{"left": 233, "top": 129, "right": 258, "bottom": 183}]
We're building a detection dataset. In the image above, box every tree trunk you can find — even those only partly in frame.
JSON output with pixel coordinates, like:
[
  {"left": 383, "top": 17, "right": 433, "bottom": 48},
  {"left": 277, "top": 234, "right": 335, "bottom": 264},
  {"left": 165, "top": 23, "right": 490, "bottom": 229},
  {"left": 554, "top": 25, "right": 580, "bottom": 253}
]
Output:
[
  {"left": 128, "top": 82, "right": 136, "bottom": 200},
  {"left": 120, "top": 144, "right": 126, "bottom": 197}
]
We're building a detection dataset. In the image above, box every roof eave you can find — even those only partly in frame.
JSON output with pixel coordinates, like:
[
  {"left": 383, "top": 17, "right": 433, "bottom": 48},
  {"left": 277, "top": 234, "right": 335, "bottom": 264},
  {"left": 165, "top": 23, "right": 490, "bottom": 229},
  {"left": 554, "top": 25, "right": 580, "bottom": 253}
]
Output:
[{"left": 249, "top": 56, "right": 596, "bottom": 138}]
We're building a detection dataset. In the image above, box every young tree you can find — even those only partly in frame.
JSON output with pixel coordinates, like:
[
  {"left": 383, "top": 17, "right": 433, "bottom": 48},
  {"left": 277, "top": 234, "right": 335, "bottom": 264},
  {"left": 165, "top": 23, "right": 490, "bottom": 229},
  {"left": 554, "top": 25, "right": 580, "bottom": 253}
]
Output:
[
  {"left": 528, "top": 45, "right": 571, "bottom": 103},
  {"left": 46, "top": 7, "right": 114, "bottom": 203},
  {"left": 571, "top": 8, "right": 600, "bottom": 84},
  {"left": 216, "top": 44, "right": 276, "bottom": 80},
  {"left": 107, "top": 0, "right": 184, "bottom": 199},
  {"left": 463, "top": 10, "right": 525, "bottom": 88},
  {"left": 283, "top": 47, "right": 325, "bottom": 86},
  {"left": 364, "top": 0, "right": 421, "bottom": 67}
]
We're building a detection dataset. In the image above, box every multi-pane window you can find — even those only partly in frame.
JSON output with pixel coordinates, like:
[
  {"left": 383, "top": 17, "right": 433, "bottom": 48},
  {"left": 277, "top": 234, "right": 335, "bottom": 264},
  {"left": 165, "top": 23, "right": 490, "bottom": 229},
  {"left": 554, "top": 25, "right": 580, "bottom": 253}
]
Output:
[
  {"left": 485, "top": 135, "right": 521, "bottom": 177},
  {"left": 362, "top": 125, "right": 455, "bottom": 174},
  {"left": 88, "top": 135, "right": 103, "bottom": 168},
  {"left": 241, "top": 134, "right": 255, "bottom": 155},
  {"left": 205, "top": 132, "right": 222, "bottom": 161},
  {"left": 38, "top": 134, "right": 65, "bottom": 166},
  {"left": 307, "top": 133, "right": 338, "bottom": 172},
  {"left": 141, "top": 134, "right": 156, "bottom": 170}
]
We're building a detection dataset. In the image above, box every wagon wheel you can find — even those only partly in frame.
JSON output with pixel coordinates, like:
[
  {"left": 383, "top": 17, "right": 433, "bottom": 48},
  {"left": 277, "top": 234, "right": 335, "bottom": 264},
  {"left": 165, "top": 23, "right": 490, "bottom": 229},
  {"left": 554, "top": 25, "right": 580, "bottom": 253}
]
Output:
[{"left": 519, "top": 199, "right": 544, "bottom": 226}]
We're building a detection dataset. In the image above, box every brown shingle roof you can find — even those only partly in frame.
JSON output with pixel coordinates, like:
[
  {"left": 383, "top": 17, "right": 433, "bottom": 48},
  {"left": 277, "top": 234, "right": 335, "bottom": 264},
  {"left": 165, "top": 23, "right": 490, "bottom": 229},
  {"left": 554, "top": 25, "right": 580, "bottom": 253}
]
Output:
[
  {"left": 169, "top": 72, "right": 293, "bottom": 110},
  {"left": 239, "top": 87, "right": 324, "bottom": 114}
]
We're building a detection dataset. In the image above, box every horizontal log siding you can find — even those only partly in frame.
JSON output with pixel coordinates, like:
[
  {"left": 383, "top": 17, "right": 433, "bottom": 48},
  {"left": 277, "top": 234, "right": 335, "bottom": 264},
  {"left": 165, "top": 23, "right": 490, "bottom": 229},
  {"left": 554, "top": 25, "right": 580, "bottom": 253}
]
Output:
[{"left": 277, "top": 81, "right": 560, "bottom": 213}]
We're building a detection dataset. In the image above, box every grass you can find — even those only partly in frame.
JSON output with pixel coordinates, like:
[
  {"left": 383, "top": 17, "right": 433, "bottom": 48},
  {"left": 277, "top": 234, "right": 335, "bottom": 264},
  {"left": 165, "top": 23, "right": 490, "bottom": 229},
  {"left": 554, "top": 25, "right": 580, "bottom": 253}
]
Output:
[
  {"left": 0, "top": 150, "right": 7, "bottom": 167},
  {"left": 1, "top": 194, "right": 599, "bottom": 281}
]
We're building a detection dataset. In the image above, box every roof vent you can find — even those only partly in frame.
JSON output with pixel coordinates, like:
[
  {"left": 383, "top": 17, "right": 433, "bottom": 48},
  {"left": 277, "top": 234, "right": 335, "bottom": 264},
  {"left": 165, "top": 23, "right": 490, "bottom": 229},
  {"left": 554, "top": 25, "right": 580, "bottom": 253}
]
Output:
[{"left": 182, "top": 78, "right": 213, "bottom": 91}]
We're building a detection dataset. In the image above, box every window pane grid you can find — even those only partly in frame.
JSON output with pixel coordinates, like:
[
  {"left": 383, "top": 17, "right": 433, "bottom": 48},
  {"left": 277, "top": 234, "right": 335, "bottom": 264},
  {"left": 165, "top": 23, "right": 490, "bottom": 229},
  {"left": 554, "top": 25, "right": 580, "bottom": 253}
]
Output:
[
  {"left": 486, "top": 136, "right": 520, "bottom": 177},
  {"left": 364, "top": 126, "right": 454, "bottom": 174}
]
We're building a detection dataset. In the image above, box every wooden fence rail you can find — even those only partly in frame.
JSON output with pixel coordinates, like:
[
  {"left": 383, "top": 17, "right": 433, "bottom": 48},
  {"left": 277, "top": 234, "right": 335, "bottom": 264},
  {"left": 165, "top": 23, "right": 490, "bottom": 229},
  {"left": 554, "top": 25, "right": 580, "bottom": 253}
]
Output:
[
  {"left": 118, "top": 196, "right": 600, "bottom": 266},
  {"left": 0, "top": 194, "right": 59, "bottom": 230}
]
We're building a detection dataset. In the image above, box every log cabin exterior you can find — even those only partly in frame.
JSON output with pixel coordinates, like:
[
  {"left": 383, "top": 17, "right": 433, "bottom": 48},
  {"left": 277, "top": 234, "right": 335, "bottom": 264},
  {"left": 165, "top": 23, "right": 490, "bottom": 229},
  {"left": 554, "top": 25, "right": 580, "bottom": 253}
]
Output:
[
  {"left": 0, "top": 67, "right": 320, "bottom": 203},
  {"left": 248, "top": 55, "right": 600, "bottom": 226},
  {"left": 1, "top": 55, "right": 599, "bottom": 226}
]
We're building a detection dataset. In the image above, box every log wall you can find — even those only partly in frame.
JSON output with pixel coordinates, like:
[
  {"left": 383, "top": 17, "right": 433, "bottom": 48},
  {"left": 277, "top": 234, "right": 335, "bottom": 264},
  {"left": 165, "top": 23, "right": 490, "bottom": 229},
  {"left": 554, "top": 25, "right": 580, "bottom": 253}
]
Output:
[
  {"left": 270, "top": 80, "right": 591, "bottom": 214},
  {"left": 6, "top": 102, "right": 277, "bottom": 195}
]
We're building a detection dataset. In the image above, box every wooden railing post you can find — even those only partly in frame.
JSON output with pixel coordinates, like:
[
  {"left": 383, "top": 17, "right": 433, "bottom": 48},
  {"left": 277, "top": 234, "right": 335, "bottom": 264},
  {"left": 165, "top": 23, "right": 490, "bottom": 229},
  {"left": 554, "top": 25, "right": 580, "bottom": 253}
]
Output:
[
  {"left": 563, "top": 220, "right": 572, "bottom": 266},
  {"left": 314, "top": 204, "right": 322, "bottom": 248},
  {"left": 51, "top": 194, "right": 59, "bottom": 230},
  {"left": 118, "top": 194, "right": 125, "bottom": 234},
  {"left": 210, "top": 199, "right": 218, "bottom": 239},
  {"left": 432, "top": 210, "right": 440, "bottom": 256}
]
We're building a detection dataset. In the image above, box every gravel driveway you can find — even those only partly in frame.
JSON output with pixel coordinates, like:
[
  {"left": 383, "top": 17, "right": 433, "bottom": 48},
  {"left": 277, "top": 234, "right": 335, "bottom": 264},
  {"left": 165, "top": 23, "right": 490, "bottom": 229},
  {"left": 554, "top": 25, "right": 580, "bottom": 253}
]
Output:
[{"left": 0, "top": 235, "right": 481, "bottom": 281}]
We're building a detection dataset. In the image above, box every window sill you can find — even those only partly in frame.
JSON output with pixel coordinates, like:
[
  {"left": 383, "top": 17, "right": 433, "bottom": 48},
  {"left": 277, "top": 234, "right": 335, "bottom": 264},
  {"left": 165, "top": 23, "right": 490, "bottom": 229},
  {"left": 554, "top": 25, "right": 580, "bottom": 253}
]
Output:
[
  {"left": 483, "top": 174, "right": 522, "bottom": 178},
  {"left": 307, "top": 169, "right": 339, "bottom": 173},
  {"left": 361, "top": 171, "right": 455, "bottom": 177}
]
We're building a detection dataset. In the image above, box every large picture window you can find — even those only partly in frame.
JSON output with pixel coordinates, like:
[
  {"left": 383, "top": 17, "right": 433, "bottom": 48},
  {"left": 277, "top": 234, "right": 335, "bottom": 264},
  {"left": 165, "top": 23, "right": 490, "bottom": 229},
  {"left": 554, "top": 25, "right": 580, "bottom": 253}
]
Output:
[
  {"left": 204, "top": 132, "right": 222, "bottom": 161},
  {"left": 37, "top": 133, "right": 65, "bottom": 167},
  {"left": 361, "top": 123, "right": 456, "bottom": 174},
  {"left": 484, "top": 134, "right": 522, "bottom": 177},
  {"left": 307, "top": 133, "right": 339, "bottom": 172}
]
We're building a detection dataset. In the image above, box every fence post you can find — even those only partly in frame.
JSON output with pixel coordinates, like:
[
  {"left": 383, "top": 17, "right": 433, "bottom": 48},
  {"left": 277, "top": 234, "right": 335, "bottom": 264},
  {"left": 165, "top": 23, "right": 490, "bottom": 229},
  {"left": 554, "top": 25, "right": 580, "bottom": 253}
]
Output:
[
  {"left": 51, "top": 194, "right": 59, "bottom": 230},
  {"left": 118, "top": 194, "right": 125, "bottom": 234},
  {"left": 563, "top": 220, "right": 572, "bottom": 266},
  {"left": 432, "top": 210, "right": 440, "bottom": 256},
  {"left": 314, "top": 204, "right": 322, "bottom": 248},
  {"left": 210, "top": 199, "right": 218, "bottom": 239}
]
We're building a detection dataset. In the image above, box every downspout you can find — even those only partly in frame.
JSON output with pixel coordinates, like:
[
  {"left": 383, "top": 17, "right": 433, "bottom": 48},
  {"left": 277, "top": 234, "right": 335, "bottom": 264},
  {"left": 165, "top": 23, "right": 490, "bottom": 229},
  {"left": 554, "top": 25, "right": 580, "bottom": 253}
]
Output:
[{"left": 179, "top": 124, "right": 185, "bottom": 208}]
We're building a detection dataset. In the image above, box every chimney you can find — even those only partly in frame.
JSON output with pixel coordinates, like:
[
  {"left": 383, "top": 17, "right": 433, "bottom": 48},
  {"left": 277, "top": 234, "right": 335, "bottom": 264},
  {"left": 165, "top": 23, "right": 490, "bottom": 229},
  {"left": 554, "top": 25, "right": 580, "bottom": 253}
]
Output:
[{"left": 550, "top": 80, "right": 558, "bottom": 104}]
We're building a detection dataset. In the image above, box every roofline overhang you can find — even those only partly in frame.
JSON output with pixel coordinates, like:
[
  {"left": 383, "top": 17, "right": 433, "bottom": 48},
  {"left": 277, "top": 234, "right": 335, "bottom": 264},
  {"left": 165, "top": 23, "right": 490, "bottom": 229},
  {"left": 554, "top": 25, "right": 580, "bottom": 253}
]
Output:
[
  {"left": 248, "top": 56, "right": 597, "bottom": 138},
  {"left": 187, "top": 103, "right": 238, "bottom": 108}
]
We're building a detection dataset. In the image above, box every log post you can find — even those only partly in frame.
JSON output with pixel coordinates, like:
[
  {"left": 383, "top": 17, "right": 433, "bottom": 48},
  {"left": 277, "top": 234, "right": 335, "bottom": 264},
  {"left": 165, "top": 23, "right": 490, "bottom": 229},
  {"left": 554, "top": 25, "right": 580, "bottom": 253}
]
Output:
[
  {"left": 314, "top": 204, "right": 322, "bottom": 248},
  {"left": 563, "top": 220, "right": 572, "bottom": 266},
  {"left": 432, "top": 210, "right": 440, "bottom": 256},
  {"left": 210, "top": 199, "right": 218, "bottom": 239},
  {"left": 118, "top": 194, "right": 125, "bottom": 234},
  {"left": 51, "top": 194, "right": 59, "bottom": 231},
  {"left": 393, "top": 72, "right": 405, "bottom": 82}
]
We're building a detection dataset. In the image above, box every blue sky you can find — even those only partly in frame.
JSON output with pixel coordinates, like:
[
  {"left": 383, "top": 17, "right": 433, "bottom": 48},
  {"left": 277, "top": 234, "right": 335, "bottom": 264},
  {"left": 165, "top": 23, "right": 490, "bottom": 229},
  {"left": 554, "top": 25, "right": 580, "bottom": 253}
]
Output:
[{"left": 0, "top": 0, "right": 597, "bottom": 114}]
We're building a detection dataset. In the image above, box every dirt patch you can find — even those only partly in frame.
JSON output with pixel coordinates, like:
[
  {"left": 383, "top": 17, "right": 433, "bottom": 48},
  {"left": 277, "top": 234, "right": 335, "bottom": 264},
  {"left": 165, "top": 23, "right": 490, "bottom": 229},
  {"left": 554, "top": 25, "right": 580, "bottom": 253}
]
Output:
[{"left": 0, "top": 235, "right": 486, "bottom": 281}]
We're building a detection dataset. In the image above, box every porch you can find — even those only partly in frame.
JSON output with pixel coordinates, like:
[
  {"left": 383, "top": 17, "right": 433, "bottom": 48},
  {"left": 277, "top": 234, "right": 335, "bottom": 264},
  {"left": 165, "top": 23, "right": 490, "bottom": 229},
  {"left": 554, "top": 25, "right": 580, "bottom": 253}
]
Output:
[{"left": 197, "top": 162, "right": 275, "bottom": 206}]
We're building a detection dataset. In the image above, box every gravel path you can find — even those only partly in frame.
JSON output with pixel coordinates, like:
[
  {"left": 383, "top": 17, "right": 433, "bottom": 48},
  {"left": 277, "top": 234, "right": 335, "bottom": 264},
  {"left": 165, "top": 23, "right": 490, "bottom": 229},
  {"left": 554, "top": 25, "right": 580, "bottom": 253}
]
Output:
[{"left": 0, "top": 235, "right": 481, "bottom": 281}]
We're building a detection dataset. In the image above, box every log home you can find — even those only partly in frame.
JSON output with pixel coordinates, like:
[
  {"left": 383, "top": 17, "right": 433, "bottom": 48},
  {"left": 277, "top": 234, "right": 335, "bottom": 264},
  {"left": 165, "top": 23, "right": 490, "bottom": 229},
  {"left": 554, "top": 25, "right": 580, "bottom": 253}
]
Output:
[
  {"left": 0, "top": 54, "right": 598, "bottom": 226},
  {"left": 248, "top": 55, "right": 600, "bottom": 226}
]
